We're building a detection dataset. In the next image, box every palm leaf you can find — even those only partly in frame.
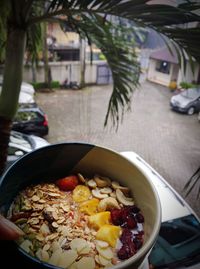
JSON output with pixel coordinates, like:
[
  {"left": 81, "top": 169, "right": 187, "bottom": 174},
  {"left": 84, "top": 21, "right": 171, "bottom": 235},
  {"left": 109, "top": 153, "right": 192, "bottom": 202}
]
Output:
[
  {"left": 60, "top": 12, "right": 141, "bottom": 127},
  {"left": 183, "top": 166, "right": 200, "bottom": 199}
]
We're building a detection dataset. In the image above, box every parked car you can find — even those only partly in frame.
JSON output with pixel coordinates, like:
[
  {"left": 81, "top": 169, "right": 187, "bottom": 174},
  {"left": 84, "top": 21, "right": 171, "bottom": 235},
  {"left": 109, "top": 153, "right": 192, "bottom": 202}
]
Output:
[
  {"left": 7, "top": 130, "right": 49, "bottom": 170},
  {"left": 170, "top": 88, "right": 200, "bottom": 115},
  {"left": 12, "top": 103, "right": 49, "bottom": 137},
  {"left": 121, "top": 151, "right": 200, "bottom": 269},
  {"left": 0, "top": 76, "right": 35, "bottom": 103},
  {"left": 198, "top": 112, "right": 200, "bottom": 122}
]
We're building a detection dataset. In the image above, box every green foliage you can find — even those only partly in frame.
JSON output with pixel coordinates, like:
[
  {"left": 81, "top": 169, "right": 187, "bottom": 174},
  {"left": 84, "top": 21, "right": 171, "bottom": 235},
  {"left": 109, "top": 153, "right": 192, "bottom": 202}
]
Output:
[
  {"left": 32, "top": 81, "right": 60, "bottom": 90},
  {"left": 179, "top": 81, "right": 199, "bottom": 89}
]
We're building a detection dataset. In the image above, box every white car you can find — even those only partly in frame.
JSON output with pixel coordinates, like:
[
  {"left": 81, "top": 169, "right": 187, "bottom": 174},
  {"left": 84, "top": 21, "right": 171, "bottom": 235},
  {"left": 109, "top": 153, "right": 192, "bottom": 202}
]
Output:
[
  {"left": 17, "top": 91, "right": 35, "bottom": 104},
  {"left": 121, "top": 151, "right": 200, "bottom": 269},
  {"left": 0, "top": 76, "right": 35, "bottom": 104},
  {"left": 6, "top": 131, "right": 49, "bottom": 170}
]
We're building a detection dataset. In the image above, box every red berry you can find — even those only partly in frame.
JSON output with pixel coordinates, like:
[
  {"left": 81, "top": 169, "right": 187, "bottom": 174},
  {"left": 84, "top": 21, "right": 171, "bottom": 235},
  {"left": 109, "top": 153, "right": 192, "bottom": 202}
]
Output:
[
  {"left": 136, "top": 213, "right": 144, "bottom": 223},
  {"left": 55, "top": 175, "right": 78, "bottom": 191},
  {"left": 120, "top": 228, "right": 133, "bottom": 244},
  {"left": 117, "top": 242, "right": 136, "bottom": 260},
  {"left": 110, "top": 209, "right": 123, "bottom": 225},
  {"left": 126, "top": 216, "right": 137, "bottom": 229}
]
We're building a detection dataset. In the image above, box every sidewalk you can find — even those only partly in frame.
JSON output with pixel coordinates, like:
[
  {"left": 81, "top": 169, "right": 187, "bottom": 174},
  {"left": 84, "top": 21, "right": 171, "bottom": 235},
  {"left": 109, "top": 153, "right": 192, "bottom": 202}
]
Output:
[{"left": 35, "top": 81, "right": 200, "bottom": 217}]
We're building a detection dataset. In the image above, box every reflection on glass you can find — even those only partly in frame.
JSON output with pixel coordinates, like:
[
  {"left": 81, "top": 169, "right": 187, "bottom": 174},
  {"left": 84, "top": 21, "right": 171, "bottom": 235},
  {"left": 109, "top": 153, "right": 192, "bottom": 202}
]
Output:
[{"left": 149, "top": 214, "right": 200, "bottom": 268}]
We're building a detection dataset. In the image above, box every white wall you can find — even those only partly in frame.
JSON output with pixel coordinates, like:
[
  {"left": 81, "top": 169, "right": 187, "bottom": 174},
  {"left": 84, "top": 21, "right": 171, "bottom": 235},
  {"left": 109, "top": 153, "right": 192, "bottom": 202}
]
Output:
[
  {"left": 147, "top": 58, "right": 200, "bottom": 87},
  {"left": 147, "top": 59, "right": 172, "bottom": 86},
  {"left": 177, "top": 62, "right": 200, "bottom": 85},
  {"left": 23, "top": 60, "right": 106, "bottom": 85}
]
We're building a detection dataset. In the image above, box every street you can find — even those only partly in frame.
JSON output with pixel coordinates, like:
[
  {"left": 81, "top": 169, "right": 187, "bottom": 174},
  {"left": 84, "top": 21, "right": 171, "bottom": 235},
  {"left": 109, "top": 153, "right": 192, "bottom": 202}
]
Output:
[{"left": 35, "top": 80, "right": 200, "bottom": 217}]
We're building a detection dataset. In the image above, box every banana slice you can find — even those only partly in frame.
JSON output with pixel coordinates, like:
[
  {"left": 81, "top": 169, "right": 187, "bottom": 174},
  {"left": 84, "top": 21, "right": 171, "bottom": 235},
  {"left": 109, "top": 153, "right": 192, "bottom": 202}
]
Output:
[{"left": 72, "top": 185, "right": 91, "bottom": 203}]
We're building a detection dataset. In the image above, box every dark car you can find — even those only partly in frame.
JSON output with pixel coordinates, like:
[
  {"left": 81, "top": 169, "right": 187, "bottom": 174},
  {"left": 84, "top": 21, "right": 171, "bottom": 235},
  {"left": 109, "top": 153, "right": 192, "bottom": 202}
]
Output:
[
  {"left": 170, "top": 88, "right": 200, "bottom": 115},
  {"left": 12, "top": 103, "right": 49, "bottom": 137}
]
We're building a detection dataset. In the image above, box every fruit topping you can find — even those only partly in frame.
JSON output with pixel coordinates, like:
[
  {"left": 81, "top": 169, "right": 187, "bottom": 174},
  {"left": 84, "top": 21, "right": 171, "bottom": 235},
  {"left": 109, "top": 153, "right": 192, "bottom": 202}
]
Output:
[
  {"left": 96, "top": 224, "right": 121, "bottom": 247},
  {"left": 88, "top": 212, "right": 111, "bottom": 230},
  {"left": 72, "top": 185, "right": 91, "bottom": 203},
  {"left": 55, "top": 175, "right": 78, "bottom": 191}
]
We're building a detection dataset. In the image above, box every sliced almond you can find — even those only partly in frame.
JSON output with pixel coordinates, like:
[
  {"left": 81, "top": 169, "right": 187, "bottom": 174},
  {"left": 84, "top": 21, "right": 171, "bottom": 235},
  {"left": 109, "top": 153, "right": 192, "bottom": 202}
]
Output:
[
  {"left": 52, "top": 222, "right": 59, "bottom": 228},
  {"left": 41, "top": 249, "right": 49, "bottom": 262},
  {"left": 76, "top": 257, "right": 95, "bottom": 269},
  {"left": 98, "top": 254, "right": 111, "bottom": 265},
  {"left": 77, "top": 173, "right": 86, "bottom": 183},
  {"left": 20, "top": 239, "right": 32, "bottom": 253},
  {"left": 31, "top": 195, "right": 40, "bottom": 202},
  {"left": 57, "top": 249, "right": 78, "bottom": 268},
  {"left": 46, "top": 232, "right": 59, "bottom": 241},
  {"left": 48, "top": 248, "right": 63, "bottom": 266},
  {"left": 96, "top": 240, "right": 109, "bottom": 248},
  {"left": 78, "top": 245, "right": 91, "bottom": 254},
  {"left": 70, "top": 238, "right": 88, "bottom": 253},
  {"left": 43, "top": 243, "right": 50, "bottom": 251},
  {"left": 96, "top": 245, "right": 113, "bottom": 260},
  {"left": 40, "top": 223, "right": 50, "bottom": 235},
  {"left": 87, "top": 179, "right": 97, "bottom": 188}
]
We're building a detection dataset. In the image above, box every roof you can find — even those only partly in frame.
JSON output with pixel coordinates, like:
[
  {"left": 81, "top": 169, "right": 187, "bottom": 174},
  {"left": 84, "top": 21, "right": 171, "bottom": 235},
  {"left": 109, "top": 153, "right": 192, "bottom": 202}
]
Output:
[
  {"left": 150, "top": 46, "right": 178, "bottom": 64},
  {"left": 142, "top": 29, "right": 165, "bottom": 49}
]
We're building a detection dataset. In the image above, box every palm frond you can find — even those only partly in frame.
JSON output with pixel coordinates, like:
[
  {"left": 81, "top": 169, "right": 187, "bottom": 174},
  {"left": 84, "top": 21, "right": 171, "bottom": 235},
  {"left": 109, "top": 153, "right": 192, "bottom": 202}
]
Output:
[
  {"left": 61, "top": 12, "right": 141, "bottom": 127},
  {"left": 183, "top": 166, "right": 200, "bottom": 199}
]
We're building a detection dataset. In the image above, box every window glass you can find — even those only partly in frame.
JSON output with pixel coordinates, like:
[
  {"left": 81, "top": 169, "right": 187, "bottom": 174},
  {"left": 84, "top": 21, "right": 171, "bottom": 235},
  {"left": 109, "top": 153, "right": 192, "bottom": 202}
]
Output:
[
  {"left": 156, "top": 61, "right": 170, "bottom": 74},
  {"left": 15, "top": 111, "right": 37, "bottom": 122},
  {"left": 149, "top": 214, "right": 200, "bottom": 268},
  {"left": 181, "top": 88, "right": 200, "bottom": 99},
  {"left": 160, "top": 225, "right": 195, "bottom": 245}
]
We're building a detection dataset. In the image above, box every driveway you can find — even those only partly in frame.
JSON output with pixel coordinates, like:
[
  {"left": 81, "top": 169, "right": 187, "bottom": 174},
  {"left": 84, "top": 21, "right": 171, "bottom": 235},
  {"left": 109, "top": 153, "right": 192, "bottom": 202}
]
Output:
[{"left": 35, "top": 80, "right": 200, "bottom": 217}]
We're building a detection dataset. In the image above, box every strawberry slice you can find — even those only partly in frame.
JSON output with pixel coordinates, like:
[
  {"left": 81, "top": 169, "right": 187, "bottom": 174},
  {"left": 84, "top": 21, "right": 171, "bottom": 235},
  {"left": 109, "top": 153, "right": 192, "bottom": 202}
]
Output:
[{"left": 55, "top": 175, "right": 79, "bottom": 191}]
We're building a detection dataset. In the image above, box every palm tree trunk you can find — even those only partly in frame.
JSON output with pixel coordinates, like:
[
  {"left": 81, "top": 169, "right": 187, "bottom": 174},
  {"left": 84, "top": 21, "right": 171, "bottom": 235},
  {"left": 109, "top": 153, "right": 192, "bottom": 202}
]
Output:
[
  {"left": 0, "top": 26, "right": 26, "bottom": 175},
  {"left": 0, "top": 117, "right": 12, "bottom": 175},
  {"left": 43, "top": 22, "right": 51, "bottom": 89}
]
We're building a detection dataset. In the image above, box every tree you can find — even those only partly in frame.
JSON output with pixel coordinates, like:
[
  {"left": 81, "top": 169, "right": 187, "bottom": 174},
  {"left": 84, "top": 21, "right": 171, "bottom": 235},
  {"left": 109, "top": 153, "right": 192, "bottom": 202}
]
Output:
[{"left": 0, "top": 0, "right": 200, "bottom": 175}]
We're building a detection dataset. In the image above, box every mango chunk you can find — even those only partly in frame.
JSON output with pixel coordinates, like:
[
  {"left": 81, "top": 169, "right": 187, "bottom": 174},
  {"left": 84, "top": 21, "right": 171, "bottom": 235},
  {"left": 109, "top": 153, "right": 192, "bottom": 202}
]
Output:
[
  {"left": 88, "top": 211, "right": 111, "bottom": 230},
  {"left": 79, "top": 198, "right": 99, "bottom": 215},
  {"left": 96, "top": 224, "right": 121, "bottom": 247},
  {"left": 72, "top": 185, "right": 91, "bottom": 203}
]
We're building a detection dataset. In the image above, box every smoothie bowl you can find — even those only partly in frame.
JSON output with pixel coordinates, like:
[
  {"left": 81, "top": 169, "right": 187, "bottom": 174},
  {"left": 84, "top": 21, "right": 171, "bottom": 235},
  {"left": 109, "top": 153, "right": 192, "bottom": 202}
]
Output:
[{"left": 0, "top": 143, "right": 161, "bottom": 269}]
